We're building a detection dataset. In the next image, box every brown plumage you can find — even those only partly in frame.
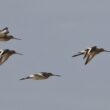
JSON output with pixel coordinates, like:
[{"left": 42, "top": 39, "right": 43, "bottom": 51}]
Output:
[
  {"left": 0, "top": 27, "right": 21, "bottom": 41},
  {"left": 0, "top": 49, "right": 23, "bottom": 65},
  {"left": 20, "top": 72, "right": 61, "bottom": 80},
  {"left": 85, "top": 46, "right": 110, "bottom": 65},
  {"left": 72, "top": 46, "right": 110, "bottom": 65}
]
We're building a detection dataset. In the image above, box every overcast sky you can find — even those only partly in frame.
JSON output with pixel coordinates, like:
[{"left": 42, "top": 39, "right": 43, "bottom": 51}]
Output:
[{"left": 0, "top": 0, "right": 110, "bottom": 110}]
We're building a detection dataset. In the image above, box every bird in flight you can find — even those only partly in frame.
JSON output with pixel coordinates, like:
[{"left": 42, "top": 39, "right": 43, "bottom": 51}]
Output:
[
  {"left": 0, "top": 27, "right": 21, "bottom": 41},
  {"left": 0, "top": 49, "right": 23, "bottom": 65},
  {"left": 20, "top": 72, "right": 61, "bottom": 80},
  {"left": 72, "top": 46, "right": 110, "bottom": 65}
]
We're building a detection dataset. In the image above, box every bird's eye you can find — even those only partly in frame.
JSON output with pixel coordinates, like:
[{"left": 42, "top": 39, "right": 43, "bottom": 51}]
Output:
[{"left": 0, "top": 51, "right": 3, "bottom": 53}]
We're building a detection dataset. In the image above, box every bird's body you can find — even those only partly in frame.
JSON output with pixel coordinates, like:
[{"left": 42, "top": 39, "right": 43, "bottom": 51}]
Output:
[
  {"left": 20, "top": 72, "right": 61, "bottom": 80},
  {"left": 72, "top": 46, "right": 110, "bottom": 65},
  {"left": 0, "top": 49, "right": 23, "bottom": 65},
  {"left": 0, "top": 27, "right": 21, "bottom": 41}
]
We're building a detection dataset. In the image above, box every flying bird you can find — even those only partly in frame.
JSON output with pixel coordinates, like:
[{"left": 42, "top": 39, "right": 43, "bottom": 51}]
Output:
[
  {"left": 72, "top": 46, "right": 110, "bottom": 65},
  {"left": 0, "top": 27, "right": 21, "bottom": 41},
  {"left": 0, "top": 49, "right": 23, "bottom": 65},
  {"left": 20, "top": 72, "right": 61, "bottom": 80}
]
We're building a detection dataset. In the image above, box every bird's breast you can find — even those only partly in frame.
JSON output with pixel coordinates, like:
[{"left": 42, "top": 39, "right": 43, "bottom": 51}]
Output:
[{"left": 31, "top": 76, "right": 47, "bottom": 80}]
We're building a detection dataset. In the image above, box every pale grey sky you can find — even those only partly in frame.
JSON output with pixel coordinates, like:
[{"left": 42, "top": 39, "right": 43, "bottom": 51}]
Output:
[{"left": 0, "top": 0, "right": 110, "bottom": 110}]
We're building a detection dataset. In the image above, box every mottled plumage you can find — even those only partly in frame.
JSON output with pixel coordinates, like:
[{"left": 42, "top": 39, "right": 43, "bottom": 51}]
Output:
[
  {"left": 0, "top": 49, "right": 23, "bottom": 65},
  {"left": 72, "top": 46, "right": 110, "bottom": 65},
  {"left": 0, "top": 27, "right": 21, "bottom": 41},
  {"left": 20, "top": 72, "right": 61, "bottom": 80}
]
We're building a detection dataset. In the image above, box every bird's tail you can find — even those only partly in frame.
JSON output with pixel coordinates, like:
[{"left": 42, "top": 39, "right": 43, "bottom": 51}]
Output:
[{"left": 72, "top": 52, "right": 83, "bottom": 57}]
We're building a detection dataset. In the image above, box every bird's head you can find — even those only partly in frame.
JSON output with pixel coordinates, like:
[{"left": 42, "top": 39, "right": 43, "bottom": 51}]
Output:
[
  {"left": 10, "top": 50, "right": 23, "bottom": 55},
  {"left": 45, "top": 72, "right": 61, "bottom": 77},
  {"left": 100, "top": 48, "right": 110, "bottom": 52}
]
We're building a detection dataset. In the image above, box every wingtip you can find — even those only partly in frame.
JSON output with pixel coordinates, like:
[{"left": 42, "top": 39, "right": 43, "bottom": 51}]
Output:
[
  {"left": 72, "top": 55, "right": 77, "bottom": 57},
  {"left": 84, "top": 61, "right": 88, "bottom": 65},
  {"left": 20, "top": 76, "right": 30, "bottom": 80},
  {"left": 84, "top": 63, "right": 87, "bottom": 65}
]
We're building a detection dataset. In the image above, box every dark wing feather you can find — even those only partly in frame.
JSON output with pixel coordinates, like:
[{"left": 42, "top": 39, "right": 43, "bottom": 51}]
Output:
[
  {"left": 83, "top": 49, "right": 89, "bottom": 59},
  {"left": 72, "top": 52, "right": 84, "bottom": 57},
  {"left": 0, "top": 53, "right": 10, "bottom": 65},
  {"left": 90, "top": 46, "right": 97, "bottom": 52},
  {"left": 85, "top": 53, "right": 96, "bottom": 65}
]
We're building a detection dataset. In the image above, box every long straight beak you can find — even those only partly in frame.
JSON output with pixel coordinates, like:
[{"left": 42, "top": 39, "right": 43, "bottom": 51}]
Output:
[
  {"left": 53, "top": 74, "right": 61, "bottom": 77},
  {"left": 15, "top": 52, "right": 24, "bottom": 55},
  {"left": 104, "top": 50, "right": 110, "bottom": 52},
  {"left": 13, "top": 37, "right": 22, "bottom": 40}
]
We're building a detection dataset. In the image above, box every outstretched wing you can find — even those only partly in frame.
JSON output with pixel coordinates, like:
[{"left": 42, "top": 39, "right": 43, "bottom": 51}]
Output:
[
  {"left": 83, "top": 49, "right": 90, "bottom": 59},
  {"left": 72, "top": 52, "right": 84, "bottom": 57},
  {"left": 0, "top": 53, "right": 10, "bottom": 65},
  {"left": 85, "top": 52, "right": 96, "bottom": 65}
]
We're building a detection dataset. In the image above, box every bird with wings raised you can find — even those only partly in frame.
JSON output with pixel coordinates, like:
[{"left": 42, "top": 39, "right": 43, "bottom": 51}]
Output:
[
  {"left": 72, "top": 46, "right": 110, "bottom": 65},
  {"left": 0, "top": 27, "right": 21, "bottom": 41},
  {"left": 0, "top": 49, "right": 23, "bottom": 65}
]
